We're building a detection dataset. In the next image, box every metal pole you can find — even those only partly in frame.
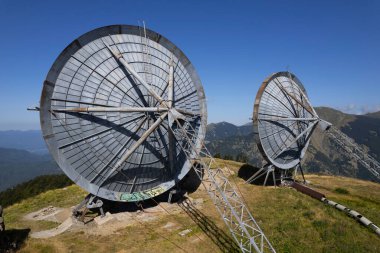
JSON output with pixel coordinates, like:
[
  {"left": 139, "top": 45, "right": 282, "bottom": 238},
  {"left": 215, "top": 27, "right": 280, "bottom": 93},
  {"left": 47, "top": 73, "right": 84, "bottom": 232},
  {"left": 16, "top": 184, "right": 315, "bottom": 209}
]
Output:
[
  {"left": 105, "top": 43, "right": 168, "bottom": 107},
  {"left": 259, "top": 117, "right": 318, "bottom": 122},
  {"left": 167, "top": 58, "right": 174, "bottom": 108},
  {"left": 274, "top": 120, "right": 318, "bottom": 159},
  {"left": 54, "top": 107, "right": 168, "bottom": 113}
]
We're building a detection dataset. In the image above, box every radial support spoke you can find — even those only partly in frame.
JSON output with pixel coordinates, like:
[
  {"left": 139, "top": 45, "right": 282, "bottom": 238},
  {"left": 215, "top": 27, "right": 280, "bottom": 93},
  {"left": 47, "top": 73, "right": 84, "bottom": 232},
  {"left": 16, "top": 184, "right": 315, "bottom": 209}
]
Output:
[
  {"left": 273, "top": 78, "right": 315, "bottom": 116},
  {"left": 50, "top": 98, "right": 114, "bottom": 107},
  {"left": 58, "top": 115, "right": 145, "bottom": 150},
  {"left": 259, "top": 117, "right": 318, "bottom": 122},
  {"left": 105, "top": 43, "right": 167, "bottom": 107},
  {"left": 53, "top": 106, "right": 168, "bottom": 113},
  {"left": 89, "top": 117, "right": 147, "bottom": 184},
  {"left": 176, "top": 109, "right": 200, "bottom": 117},
  {"left": 70, "top": 55, "right": 144, "bottom": 107},
  {"left": 167, "top": 58, "right": 176, "bottom": 176},
  {"left": 274, "top": 120, "right": 319, "bottom": 159},
  {"left": 167, "top": 58, "right": 174, "bottom": 108},
  {"left": 99, "top": 112, "right": 169, "bottom": 185},
  {"left": 288, "top": 78, "right": 319, "bottom": 117},
  {"left": 168, "top": 129, "right": 176, "bottom": 178},
  {"left": 264, "top": 90, "right": 296, "bottom": 117}
]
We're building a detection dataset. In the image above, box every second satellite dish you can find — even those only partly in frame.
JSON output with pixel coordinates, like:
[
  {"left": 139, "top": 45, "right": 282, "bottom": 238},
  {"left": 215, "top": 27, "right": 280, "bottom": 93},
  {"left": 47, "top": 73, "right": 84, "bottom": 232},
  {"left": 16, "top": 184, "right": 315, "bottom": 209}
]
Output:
[
  {"left": 249, "top": 72, "right": 331, "bottom": 183},
  {"left": 40, "top": 25, "right": 207, "bottom": 202}
]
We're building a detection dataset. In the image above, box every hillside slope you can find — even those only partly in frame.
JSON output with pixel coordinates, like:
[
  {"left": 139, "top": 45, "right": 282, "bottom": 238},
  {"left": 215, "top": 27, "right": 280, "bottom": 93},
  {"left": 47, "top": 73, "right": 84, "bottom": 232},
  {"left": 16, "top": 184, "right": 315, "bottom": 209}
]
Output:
[
  {"left": 0, "top": 174, "right": 73, "bottom": 208},
  {"left": 2, "top": 106, "right": 377, "bottom": 191},
  {"left": 2, "top": 160, "right": 380, "bottom": 253},
  {"left": 206, "top": 107, "right": 380, "bottom": 182},
  {"left": 0, "top": 148, "right": 60, "bottom": 191},
  {"left": 366, "top": 111, "right": 380, "bottom": 119}
]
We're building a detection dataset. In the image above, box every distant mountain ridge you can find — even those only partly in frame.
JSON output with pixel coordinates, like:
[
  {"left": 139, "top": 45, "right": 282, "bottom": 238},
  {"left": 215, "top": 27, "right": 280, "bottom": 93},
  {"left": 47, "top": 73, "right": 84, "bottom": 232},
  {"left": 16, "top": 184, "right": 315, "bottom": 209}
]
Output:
[
  {"left": 366, "top": 111, "right": 380, "bottom": 118},
  {"left": 0, "top": 107, "right": 379, "bottom": 191},
  {"left": 206, "top": 121, "right": 252, "bottom": 141},
  {"left": 0, "top": 147, "right": 60, "bottom": 191},
  {"left": 205, "top": 107, "right": 380, "bottom": 182},
  {"left": 0, "top": 130, "right": 48, "bottom": 154}
]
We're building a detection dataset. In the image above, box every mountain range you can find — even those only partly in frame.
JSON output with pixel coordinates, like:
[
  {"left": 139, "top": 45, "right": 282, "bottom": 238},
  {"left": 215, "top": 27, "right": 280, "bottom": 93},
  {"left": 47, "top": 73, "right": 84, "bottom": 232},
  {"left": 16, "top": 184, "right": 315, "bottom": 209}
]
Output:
[
  {"left": 0, "top": 130, "right": 48, "bottom": 154},
  {"left": 0, "top": 107, "right": 379, "bottom": 191},
  {"left": 0, "top": 148, "right": 60, "bottom": 191},
  {"left": 206, "top": 107, "right": 380, "bottom": 182}
]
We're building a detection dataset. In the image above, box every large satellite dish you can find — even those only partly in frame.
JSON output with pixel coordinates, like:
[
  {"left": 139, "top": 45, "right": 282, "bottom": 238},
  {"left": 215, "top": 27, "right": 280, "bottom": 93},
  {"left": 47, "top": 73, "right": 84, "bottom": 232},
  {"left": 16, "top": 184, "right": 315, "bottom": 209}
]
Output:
[
  {"left": 40, "top": 25, "right": 206, "bottom": 202},
  {"left": 249, "top": 72, "right": 331, "bottom": 183},
  {"left": 38, "top": 24, "right": 276, "bottom": 252}
]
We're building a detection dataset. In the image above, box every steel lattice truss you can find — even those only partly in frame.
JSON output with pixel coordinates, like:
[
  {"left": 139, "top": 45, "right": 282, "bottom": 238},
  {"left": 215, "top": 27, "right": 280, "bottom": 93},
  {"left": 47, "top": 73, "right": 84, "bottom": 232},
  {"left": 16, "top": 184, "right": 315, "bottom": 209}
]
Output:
[
  {"left": 328, "top": 126, "right": 380, "bottom": 181},
  {"left": 169, "top": 118, "right": 276, "bottom": 253},
  {"left": 253, "top": 72, "right": 328, "bottom": 170}
]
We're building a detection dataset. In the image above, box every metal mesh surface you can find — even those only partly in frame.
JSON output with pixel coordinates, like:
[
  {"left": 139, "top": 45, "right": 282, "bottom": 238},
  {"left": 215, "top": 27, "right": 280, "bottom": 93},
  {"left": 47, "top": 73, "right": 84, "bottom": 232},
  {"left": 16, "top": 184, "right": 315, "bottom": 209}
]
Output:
[
  {"left": 40, "top": 25, "right": 207, "bottom": 201},
  {"left": 253, "top": 72, "right": 316, "bottom": 169}
]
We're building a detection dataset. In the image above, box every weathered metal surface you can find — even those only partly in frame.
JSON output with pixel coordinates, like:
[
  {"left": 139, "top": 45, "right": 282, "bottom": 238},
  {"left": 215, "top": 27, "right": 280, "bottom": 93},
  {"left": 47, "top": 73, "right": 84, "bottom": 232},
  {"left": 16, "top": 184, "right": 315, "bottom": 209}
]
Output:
[
  {"left": 291, "top": 182, "right": 380, "bottom": 237},
  {"left": 40, "top": 25, "right": 207, "bottom": 202},
  {"left": 322, "top": 197, "right": 380, "bottom": 237},
  {"left": 290, "top": 182, "right": 325, "bottom": 200},
  {"left": 253, "top": 72, "right": 322, "bottom": 170}
]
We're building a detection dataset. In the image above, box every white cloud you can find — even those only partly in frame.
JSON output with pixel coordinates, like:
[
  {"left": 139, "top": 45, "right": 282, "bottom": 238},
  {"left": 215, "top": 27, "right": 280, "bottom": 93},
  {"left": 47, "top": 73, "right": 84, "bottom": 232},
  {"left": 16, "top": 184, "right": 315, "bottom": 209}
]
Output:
[{"left": 337, "top": 104, "right": 380, "bottom": 115}]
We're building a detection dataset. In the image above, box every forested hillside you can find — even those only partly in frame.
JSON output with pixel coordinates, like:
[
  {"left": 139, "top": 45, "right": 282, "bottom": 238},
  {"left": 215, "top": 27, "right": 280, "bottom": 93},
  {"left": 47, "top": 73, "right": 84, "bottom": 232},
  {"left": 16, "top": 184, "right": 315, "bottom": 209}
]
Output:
[
  {"left": 0, "top": 174, "right": 72, "bottom": 207},
  {"left": 0, "top": 148, "right": 60, "bottom": 191}
]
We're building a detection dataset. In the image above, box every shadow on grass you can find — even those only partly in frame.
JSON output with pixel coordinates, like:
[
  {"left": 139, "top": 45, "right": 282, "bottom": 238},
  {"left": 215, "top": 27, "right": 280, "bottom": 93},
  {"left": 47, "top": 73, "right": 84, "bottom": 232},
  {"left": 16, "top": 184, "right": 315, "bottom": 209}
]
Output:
[
  {"left": 0, "top": 228, "right": 30, "bottom": 253},
  {"left": 87, "top": 166, "right": 204, "bottom": 216},
  {"left": 237, "top": 164, "right": 276, "bottom": 186},
  {"left": 178, "top": 198, "right": 240, "bottom": 253}
]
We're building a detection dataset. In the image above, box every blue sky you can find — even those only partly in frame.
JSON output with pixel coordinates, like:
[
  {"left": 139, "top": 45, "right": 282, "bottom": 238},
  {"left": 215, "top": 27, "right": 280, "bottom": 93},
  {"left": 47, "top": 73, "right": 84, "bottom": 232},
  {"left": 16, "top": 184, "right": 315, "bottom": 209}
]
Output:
[{"left": 0, "top": 0, "right": 379, "bottom": 130}]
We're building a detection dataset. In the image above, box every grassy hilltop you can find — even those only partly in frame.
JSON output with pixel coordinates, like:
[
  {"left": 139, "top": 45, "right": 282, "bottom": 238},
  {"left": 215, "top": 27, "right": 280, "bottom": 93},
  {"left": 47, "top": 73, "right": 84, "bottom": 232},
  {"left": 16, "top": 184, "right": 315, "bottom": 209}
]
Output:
[{"left": 2, "top": 159, "right": 380, "bottom": 253}]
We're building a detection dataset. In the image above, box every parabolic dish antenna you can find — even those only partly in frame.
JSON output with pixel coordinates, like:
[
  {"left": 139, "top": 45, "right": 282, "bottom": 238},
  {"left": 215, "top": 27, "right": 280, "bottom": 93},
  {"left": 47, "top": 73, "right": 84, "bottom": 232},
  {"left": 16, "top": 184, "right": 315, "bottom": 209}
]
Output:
[
  {"left": 40, "top": 25, "right": 206, "bottom": 202},
  {"left": 253, "top": 72, "right": 331, "bottom": 170}
]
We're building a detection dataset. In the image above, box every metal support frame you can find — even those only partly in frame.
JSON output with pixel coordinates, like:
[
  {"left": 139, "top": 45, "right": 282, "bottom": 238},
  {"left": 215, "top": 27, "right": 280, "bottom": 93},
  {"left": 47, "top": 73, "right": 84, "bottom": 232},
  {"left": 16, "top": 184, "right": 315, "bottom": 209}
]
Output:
[
  {"left": 246, "top": 164, "right": 276, "bottom": 186},
  {"left": 278, "top": 167, "right": 297, "bottom": 186},
  {"left": 73, "top": 194, "right": 105, "bottom": 222},
  {"left": 87, "top": 195, "right": 105, "bottom": 217},
  {"left": 168, "top": 188, "right": 182, "bottom": 204},
  {"left": 296, "top": 164, "right": 306, "bottom": 184},
  {"left": 328, "top": 126, "right": 380, "bottom": 181},
  {"left": 245, "top": 162, "right": 308, "bottom": 186},
  {"left": 170, "top": 120, "right": 276, "bottom": 253}
]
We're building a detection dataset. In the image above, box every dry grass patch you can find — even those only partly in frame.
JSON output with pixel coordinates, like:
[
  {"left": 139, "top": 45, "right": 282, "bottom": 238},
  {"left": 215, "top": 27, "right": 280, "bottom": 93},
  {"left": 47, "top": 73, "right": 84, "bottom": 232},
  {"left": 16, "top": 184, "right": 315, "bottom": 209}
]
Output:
[{"left": 3, "top": 160, "right": 380, "bottom": 253}]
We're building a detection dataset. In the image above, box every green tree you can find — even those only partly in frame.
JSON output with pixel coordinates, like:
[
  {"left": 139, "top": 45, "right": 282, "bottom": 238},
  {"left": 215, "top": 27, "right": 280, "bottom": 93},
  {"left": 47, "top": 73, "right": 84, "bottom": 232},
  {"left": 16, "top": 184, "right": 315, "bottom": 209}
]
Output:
[
  {"left": 214, "top": 153, "right": 222, "bottom": 158},
  {"left": 236, "top": 153, "right": 248, "bottom": 163},
  {"left": 223, "top": 154, "right": 233, "bottom": 160}
]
